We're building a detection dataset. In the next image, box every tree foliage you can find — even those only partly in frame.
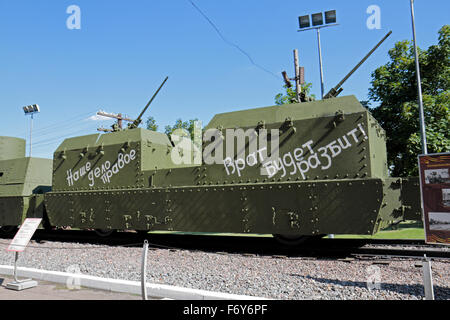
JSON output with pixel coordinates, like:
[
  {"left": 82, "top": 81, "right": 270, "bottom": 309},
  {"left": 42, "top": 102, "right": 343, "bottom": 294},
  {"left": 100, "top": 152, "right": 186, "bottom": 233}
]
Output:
[
  {"left": 275, "top": 82, "right": 315, "bottom": 105},
  {"left": 146, "top": 116, "right": 158, "bottom": 131},
  {"left": 146, "top": 116, "right": 201, "bottom": 143},
  {"left": 368, "top": 25, "right": 450, "bottom": 177},
  {"left": 164, "top": 118, "right": 201, "bottom": 141}
]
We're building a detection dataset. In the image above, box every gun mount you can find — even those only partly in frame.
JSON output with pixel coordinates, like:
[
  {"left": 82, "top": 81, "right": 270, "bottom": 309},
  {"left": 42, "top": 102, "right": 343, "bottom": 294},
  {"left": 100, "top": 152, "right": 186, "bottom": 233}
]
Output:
[
  {"left": 324, "top": 31, "right": 392, "bottom": 99},
  {"left": 96, "top": 76, "right": 169, "bottom": 132},
  {"left": 129, "top": 76, "right": 169, "bottom": 129}
]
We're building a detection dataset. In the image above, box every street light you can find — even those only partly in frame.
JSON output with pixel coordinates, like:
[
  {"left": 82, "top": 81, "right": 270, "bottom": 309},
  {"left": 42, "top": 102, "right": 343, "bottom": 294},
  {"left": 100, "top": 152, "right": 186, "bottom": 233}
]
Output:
[
  {"left": 298, "top": 10, "right": 339, "bottom": 99},
  {"left": 410, "top": 0, "right": 427, "bottom": 155},
  {"left": 22, "top": 104, "right": 40, "bottom": 157}
]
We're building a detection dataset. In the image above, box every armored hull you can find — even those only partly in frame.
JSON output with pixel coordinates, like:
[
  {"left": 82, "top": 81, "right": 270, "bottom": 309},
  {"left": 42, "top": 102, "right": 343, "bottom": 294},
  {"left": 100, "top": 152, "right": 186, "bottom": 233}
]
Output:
[
  {"left": 0, "top": 137, "right": 52, "bottom": 230},
  {"left": 42, "top": 96, "right": 421, "bottom": 237}
]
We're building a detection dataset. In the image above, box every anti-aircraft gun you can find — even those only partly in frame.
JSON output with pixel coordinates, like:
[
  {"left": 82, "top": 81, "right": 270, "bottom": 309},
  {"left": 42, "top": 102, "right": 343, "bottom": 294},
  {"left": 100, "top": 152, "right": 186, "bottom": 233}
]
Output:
[
  {"left": 129, "top": 76, "right": 169, "bottom": 129},
  {"left": 97, "top": 76, "right": 169, "bottom": 132},
  {"left": 323, "top": 31, "right": 392, "bottom": 99},
  {"left": 281, "top": 32, "right": 392, "bottom": 104}
]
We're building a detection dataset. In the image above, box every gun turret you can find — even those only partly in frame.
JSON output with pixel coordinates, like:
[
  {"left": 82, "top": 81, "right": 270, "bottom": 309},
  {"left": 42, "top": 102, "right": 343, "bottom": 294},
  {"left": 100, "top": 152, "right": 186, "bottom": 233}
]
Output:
[
  {"left": 129, "top": 76, "right": 169, "bottom": 129},
  {"left": 324, "top": 31, "right": 392, "bottom": 99}
]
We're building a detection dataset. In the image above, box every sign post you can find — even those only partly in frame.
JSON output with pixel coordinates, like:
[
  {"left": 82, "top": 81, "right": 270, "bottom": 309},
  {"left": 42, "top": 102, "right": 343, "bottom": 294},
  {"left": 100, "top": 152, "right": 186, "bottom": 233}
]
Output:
[
  {"left": 418, "top": 153, "right": 450, "bottom": 300},
  {"left": 141, "top": 240, "right": 149, "bottom": 300},
  {"left": 6, "top": 218, "right": 42, "bottom": 291},
  {"left": 422, "top": 255, "right": 435, "bottom": 300}
]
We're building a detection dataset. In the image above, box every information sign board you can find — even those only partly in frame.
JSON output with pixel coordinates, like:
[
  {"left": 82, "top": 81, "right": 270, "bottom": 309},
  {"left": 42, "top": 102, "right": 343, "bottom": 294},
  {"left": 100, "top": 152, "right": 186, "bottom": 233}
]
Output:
[
  {"left": 7, "top": 218, "right": 42, "bottom": 252},
  {"left": 418, "top": 153, "right": 450, "bottom": 245}
]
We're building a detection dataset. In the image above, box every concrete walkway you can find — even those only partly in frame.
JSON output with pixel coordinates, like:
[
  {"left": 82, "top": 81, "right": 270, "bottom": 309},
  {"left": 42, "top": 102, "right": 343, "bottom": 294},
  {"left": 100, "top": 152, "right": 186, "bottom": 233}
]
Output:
[
  {"left": 0, "top": 277, "right": 145, "bottom": 300},
  {"left": 0, "top": 265, "right": 266, "bottom": 300}
]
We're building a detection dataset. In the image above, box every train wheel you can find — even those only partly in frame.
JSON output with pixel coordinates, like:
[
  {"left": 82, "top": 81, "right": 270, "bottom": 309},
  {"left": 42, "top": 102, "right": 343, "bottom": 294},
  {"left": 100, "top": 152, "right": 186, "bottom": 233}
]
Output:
[
  {"left": 94, "top": 229, "right": 115, "bottom": 237},
  {"left": 0, "top": 226, "right": 18, "bottom": 237},
  {"left": 273, "top": 234, "right": 324, "bottom": 246}
]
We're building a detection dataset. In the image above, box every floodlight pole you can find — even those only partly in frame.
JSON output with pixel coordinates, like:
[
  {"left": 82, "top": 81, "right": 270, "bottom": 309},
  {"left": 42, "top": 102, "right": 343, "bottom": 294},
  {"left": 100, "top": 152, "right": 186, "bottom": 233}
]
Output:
[
  {"left": 29, "top": 113, "right": 33, "bottom": 157},
  {"left": 316, "top": 28, "right": 325, "bottom": 99},
  {"left": 298, "top": 24, "right": 338, "bottom": 100},
  {"left": 410, "top": 0, "right": 428, "bottom": 154},
  {"left": 23, "top": 105, "right": 40, "bottom": 157}
]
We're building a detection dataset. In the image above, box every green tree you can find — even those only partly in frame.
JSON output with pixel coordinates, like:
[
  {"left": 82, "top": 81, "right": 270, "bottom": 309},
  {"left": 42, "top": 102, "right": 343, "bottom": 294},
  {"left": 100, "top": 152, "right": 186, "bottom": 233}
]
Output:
[
  {"left": 275, "top": 82, "right": 315, "bottom": 105},
  {"left": 146, "top": 116, "right": 202, "bottom": 148},
  {"left": 146, "top": 116, "right": 158, "bottom": 131},
  {"left": 368, "top": 25, "right": 450, "bottom": 177},
  {"left": 165, "top": 118, "right": 202, "bottom": 145},
  {"left": 146, "top": 116, "right": 201, "bottom": 140}
]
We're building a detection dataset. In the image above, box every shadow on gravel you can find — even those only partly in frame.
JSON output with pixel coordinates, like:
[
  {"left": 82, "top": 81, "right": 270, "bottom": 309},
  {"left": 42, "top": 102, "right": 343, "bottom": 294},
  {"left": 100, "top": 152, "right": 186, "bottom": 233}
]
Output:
[
  {"left": 0, "top": 230, "right": 431, "bottom": 259},
  {"left": 293, "top": 275, "right": 450, "bottom": 300},
  {"left": 1, "top": 230, "right": 359, "bottom": 258}
]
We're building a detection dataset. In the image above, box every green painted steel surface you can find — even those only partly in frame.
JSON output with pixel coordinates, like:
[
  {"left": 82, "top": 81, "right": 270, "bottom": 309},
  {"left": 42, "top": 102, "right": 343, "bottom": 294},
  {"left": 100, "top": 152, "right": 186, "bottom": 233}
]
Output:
[
  {"left": 0, "top": 97, "right": 422, "bottom": 236},
  {"left": 0, "top": 138, "right": 52, "bottom": 226},
  {"left": 46, "top": 179, "right": 382, "bottom": 235},
  {"left": 43, "top": 96, "right": 422, "bottom": 235},
  {"left": 0, "top": 137, "right": 25, "bottom": 161}
]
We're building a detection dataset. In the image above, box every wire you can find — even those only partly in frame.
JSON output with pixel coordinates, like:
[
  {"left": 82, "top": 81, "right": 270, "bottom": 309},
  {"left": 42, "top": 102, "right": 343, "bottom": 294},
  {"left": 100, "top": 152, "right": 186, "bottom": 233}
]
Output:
[
  {"left": 187, "top": 0, "right": 281, "bottom": 81},
  {"left": 32, "top": 124, "right": 97, "bottom": 147},
  {"left": 31, "top": 110, "right": 99, "bottom": 134},
  {"left": 32, "top": 120, "right": 95, "bottom": 140}
]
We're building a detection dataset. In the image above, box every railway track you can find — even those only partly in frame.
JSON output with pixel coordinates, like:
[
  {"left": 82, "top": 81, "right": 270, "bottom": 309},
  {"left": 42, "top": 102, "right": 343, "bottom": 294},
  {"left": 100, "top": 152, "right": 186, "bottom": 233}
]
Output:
[{"left": 1, "top": 229, "right": 448, "bottom": 261}]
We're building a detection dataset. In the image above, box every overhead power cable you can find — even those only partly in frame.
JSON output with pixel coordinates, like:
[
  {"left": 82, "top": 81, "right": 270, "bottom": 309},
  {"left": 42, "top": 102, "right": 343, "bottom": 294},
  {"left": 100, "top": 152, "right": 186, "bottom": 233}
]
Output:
[
  {"left": 187, "top": 0, "right": 281, "bottom": 80},
  {"left": 33, "top": 121, "right": 97, "bottom": 142},
  {"left": 32, "top": 110, "right": 98, "bottom": 134},
  {"left": 32, "top": 127, "right": 97, "bottom": 149}
]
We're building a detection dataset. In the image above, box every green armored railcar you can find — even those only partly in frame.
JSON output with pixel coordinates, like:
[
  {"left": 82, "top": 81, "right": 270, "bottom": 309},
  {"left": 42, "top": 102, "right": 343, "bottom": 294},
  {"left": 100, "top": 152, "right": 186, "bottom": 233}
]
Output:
[
  {"left": 0, "top": 137, "right": 52, "bottom": 234},
  {"left": 44, "top": 96, "right": 421, "bottom": 239}
]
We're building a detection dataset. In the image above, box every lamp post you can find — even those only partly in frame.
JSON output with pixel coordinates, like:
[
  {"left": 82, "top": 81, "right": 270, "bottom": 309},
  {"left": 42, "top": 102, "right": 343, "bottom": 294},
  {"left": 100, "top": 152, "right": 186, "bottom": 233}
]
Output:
[
  {"left": 299, "top": 11, "right": 338, "bottom": 239},
  {"left": 410, "top": 0, "right": 428, "bottom": 154},
  {"left": 298, "top": 10, "right": 339, "bottom": 99},
  {"left": 22, "top": 104, "right": 40, "bottom": 157}
]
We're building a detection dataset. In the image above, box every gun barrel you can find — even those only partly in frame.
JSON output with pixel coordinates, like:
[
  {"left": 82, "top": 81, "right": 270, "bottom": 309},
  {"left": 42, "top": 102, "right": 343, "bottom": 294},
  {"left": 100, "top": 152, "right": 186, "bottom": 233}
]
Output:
[
  {"left": 324, "top": 31, "right": 392, "bottom": 99},
  {"left": 133, "top": 76, "right": 169, "bottom": 127}
]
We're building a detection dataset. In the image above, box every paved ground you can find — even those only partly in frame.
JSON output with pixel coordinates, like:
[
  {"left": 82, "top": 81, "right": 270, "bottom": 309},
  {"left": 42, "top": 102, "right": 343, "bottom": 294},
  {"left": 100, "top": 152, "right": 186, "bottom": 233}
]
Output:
[{"left": 0, "top": 277, "right": 149, "bottom": 300}]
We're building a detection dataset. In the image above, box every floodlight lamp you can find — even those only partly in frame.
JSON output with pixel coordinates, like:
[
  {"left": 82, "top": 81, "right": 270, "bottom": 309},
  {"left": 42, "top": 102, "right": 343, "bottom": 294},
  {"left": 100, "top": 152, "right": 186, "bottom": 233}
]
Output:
[
  {"left": 311, "top": 13, "right": 323, "bottom": 26},
  {"left": 22, "top": 104, "right": 41, "bottom": 115},
  {"left": 325, "top": 10, "right": 337, "bottom": 24},
  {"left": 298, "top": 15, "right": 310, "bottom": 29}
]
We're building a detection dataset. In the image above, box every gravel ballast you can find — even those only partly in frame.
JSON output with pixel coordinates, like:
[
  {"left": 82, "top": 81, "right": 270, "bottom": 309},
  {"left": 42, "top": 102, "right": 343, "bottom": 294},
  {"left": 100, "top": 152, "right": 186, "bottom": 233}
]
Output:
[{"left": 0, "top": 240, "right": 448, "bottom": 300}]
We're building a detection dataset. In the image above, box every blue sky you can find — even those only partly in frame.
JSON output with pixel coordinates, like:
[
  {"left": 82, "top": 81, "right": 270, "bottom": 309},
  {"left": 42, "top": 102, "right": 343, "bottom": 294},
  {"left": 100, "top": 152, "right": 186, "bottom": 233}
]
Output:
[{"left": 0, "top": 0, "right": 448, "bottom": 158}]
